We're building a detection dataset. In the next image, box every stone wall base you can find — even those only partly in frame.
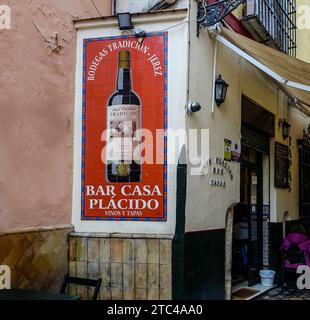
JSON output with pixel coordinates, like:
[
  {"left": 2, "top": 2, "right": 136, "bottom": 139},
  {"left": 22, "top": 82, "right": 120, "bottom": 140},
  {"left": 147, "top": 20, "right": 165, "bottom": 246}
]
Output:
[{"left": 68, "top": 233, "right": 173, "bottom": 300}]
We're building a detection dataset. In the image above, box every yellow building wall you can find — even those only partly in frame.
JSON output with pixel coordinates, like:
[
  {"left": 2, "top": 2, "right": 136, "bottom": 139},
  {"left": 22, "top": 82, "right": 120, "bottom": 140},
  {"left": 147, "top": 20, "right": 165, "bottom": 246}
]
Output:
[
  {"left": 185, "top": 1, "right": 309, "bottom": 231},
  {"left": 232, "top": 3, "right": 243, "bottom": 20}
]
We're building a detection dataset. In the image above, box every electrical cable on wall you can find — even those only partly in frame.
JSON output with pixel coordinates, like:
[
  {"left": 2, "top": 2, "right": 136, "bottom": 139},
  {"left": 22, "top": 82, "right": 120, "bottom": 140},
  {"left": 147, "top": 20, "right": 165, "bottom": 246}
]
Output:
[{"left": 91, "top": 0, "right": 102, "bottom": 17}]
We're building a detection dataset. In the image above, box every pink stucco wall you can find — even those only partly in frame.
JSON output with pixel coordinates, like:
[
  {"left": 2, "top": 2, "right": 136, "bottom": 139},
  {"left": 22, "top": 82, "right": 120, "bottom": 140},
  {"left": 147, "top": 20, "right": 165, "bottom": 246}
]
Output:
[{"left": 0, "top": 0, "right": 112, "bottom": 230}]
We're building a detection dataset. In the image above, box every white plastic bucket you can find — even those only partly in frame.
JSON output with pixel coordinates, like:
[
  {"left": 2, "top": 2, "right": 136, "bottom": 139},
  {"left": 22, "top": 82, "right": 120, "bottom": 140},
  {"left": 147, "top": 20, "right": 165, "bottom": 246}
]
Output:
[{"left": 260, "top": 270, "right": 276, "bottom": 287}]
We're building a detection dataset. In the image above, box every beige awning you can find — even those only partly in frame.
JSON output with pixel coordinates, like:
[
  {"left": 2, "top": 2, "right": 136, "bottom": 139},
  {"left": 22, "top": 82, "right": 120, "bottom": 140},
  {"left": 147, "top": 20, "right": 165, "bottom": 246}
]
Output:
[{"left": 216, "top": 28, "right": 310, "bottom": 111}]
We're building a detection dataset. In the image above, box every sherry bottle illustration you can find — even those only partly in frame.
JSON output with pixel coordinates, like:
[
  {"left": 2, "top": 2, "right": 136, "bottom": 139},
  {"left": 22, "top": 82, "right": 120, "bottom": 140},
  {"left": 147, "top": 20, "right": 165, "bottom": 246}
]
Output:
[{"left": 106, "top": 50, "right": 141, "bottom": 183}]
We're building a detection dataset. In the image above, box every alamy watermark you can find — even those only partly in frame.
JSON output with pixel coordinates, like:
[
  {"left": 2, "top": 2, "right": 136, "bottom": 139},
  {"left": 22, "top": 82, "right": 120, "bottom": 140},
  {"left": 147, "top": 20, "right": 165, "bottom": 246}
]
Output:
[
  {"left": 102, "top": 126, "right": 210, "bottom": 176},
  {"left": 296, "top": 265, "right": 310, "bottom": 290},
  {"left": 0, "top": 265, "right": 11, "bottom": 290}
]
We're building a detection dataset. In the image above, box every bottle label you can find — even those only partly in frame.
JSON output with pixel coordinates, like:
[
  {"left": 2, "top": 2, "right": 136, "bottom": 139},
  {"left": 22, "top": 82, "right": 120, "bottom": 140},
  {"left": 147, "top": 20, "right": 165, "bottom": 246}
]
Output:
[{"left": 106, "top": 104, "right": 140, "bottom": 167}]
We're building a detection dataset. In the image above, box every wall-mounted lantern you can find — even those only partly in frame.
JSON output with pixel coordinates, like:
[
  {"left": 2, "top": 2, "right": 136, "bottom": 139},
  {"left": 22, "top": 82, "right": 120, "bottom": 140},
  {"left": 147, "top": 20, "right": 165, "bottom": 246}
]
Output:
[
  {"left": 279, "top": 118, "right": 291, "bottom": 140},
  {"left": 117, "top": 12, "right": 133, "bottom": 30},
  {"left": 215, "top": 75, "right": 229, "bottom": 107}
]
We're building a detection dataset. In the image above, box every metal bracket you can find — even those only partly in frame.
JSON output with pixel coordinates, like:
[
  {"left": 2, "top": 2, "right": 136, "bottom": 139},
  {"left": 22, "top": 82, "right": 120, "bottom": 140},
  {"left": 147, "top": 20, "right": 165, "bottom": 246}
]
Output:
[{"left": 197, "top": 0, "right": 243, "bottom": 36}]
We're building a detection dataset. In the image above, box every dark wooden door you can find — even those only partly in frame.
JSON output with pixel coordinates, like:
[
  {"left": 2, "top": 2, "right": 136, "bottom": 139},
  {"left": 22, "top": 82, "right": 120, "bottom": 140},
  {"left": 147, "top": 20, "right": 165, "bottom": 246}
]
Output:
[
  {"left": 240, "top": 150, "right": 263, "bottom": 286},
  {"left": 247, "top": 166, "right": 262, "bottom": 286}
]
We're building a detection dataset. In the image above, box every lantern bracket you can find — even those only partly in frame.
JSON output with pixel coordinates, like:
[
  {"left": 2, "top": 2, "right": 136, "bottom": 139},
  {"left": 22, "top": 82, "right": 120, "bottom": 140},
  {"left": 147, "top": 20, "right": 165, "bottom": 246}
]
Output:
[{"left": 197, "top": 0, "right": 244, "bottom": 36}]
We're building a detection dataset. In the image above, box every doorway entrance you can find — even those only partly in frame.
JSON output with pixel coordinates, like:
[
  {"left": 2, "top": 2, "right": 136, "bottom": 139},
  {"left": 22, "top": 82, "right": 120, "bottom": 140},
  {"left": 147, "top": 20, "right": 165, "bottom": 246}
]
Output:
[
  {"left": 232, "top": 145, "right": 263, "bottom": 287},
  {"left": 231, "top": 96, "right": 275, "bottom": 290}
]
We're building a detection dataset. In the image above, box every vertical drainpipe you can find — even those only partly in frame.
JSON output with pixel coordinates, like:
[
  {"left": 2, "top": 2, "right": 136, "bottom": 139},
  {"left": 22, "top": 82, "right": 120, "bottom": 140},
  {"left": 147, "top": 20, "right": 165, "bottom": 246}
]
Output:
[
  {"left": 185, "top": 0, "right": 191, "bottom": 115},
  {"left": 172, "top": 145, "right": 187, "bottom": 299},
  {"left": 211, "top": 40, "right": 218, "bottom": 114},
  {"left": 113, "top": 0, "right": 116, "bottom": 14},
  {"left": 173, "top": 0, "right": 191, "bottom": 300}
]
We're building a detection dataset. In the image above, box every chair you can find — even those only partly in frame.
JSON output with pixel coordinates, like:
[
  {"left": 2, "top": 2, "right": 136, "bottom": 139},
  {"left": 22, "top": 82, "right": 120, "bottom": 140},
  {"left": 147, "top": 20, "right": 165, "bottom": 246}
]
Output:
[{"left": 60, "top": 274, "right": 102, "bottom": 300}]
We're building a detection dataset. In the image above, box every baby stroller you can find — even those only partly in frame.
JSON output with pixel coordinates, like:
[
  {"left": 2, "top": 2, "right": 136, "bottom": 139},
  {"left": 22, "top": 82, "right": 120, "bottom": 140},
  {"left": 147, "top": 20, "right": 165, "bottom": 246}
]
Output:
[{"left": 280, "top": 223, "right": 310, "bottom": 289}]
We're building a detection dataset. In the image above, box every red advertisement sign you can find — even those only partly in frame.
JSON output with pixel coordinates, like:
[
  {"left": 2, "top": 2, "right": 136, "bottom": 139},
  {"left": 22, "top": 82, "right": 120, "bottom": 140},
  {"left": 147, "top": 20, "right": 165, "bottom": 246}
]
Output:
[{"left": 82, "top": 33, "right": 168, "bottom": 221}]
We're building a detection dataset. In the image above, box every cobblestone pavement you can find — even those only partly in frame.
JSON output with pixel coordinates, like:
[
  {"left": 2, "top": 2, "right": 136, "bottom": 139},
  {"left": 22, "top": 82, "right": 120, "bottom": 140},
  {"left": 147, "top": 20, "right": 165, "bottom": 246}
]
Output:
[{"left": 256, "top": 287, "right": 310, "bottom": 300}]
